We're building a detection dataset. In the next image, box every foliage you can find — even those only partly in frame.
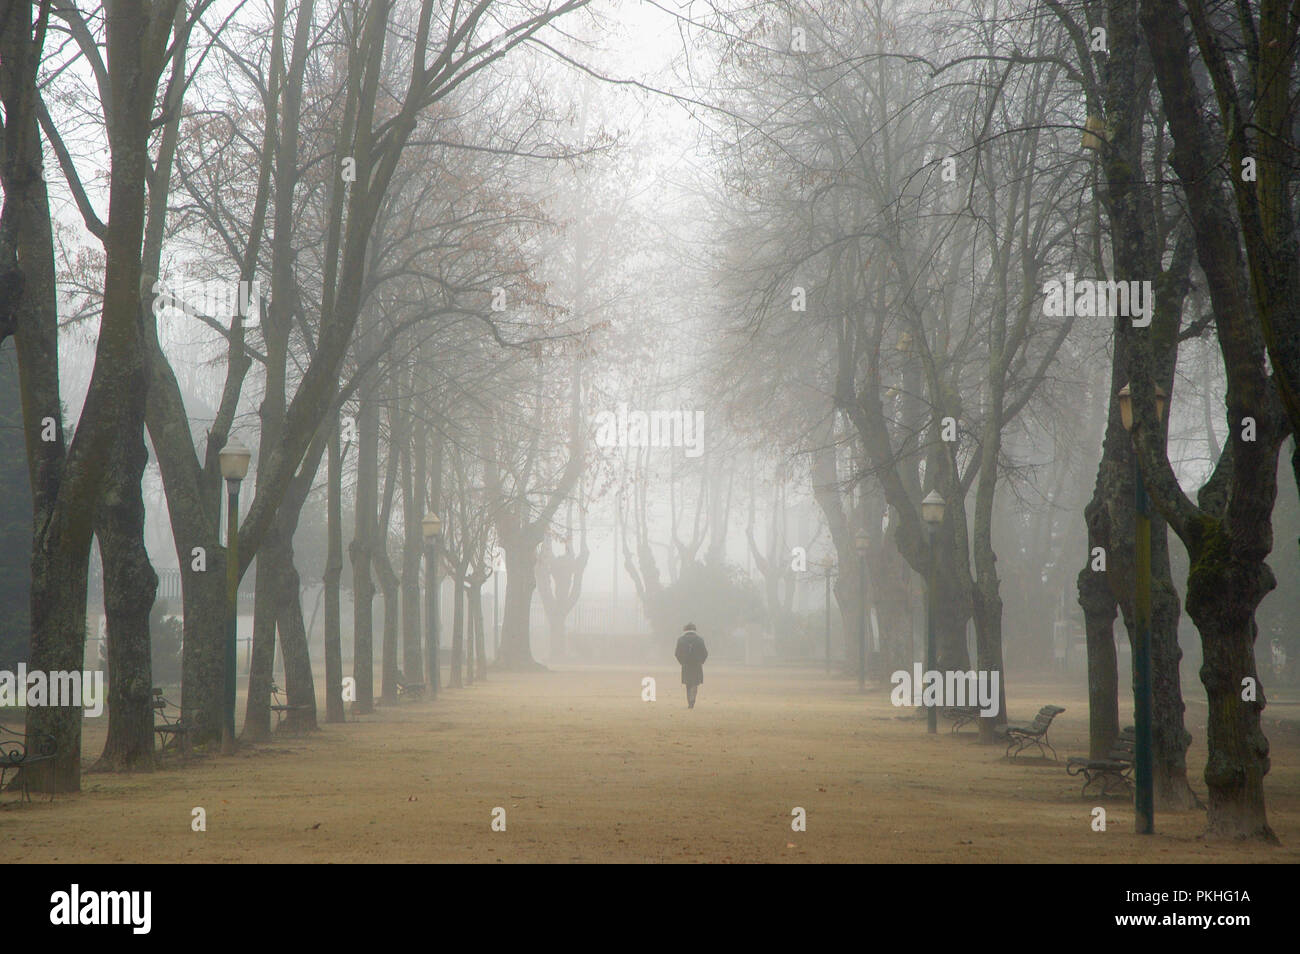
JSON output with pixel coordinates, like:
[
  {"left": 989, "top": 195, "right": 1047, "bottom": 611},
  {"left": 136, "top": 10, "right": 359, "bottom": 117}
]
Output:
[
  {"left": 646, "top": 560, "right": 763, "bottom": 650},
  {"left": 150, "top": 601, "right": 183, "bottom": 686}
]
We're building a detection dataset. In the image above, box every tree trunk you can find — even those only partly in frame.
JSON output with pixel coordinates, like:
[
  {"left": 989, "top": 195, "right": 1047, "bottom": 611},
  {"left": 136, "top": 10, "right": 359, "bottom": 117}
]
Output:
[
  {"left": 323, "top": 411, "right": 345, "bottom": 722},
  {"left": 424, "top": 424, "right": 443, "bottom": 694},
  {"left": 178, "top": 556, "right": 227, "bottom": 744},
  {"left": 244, "top": 495, "right": 318, "bottom": 738},
  {"left": 465, "top": 584, "right": 476, "bottom": 686},
  {"left": 92, "top": 242, "right": 159, "bottom": 773},
  {"left": 970, "top": 381, "right": 1008, "bottom": 743},
  {"left": 471, "top": 581, "right": 487, "bottom": 680},
  {"left": 1, "top": 8, "right": 90, "bottom": 792},
  {"left": 244, "top": 524, "right": 284, "bottom": 740},
  {"left": 1079, "top": 495, "right": 1120, "bottom": 760},
  {"left": 350, "top": 390, "right": 379, "bottom": 713},
  {"left": 1075, "top": 352, "right": 1196, "bottom": 801},
  {"left": 832, "top": 568, "right": 865, "bottom": 676},
  {"left": 1149, "top": 516, "right": 1196, "bottom": 809},
  {"left": 498, "top": 534, "right": 543, "bottom": 669},
  {"left": 1186, "top": 519, "right": 1277, "bottom": 841},
  {"left": 1199, "top": 620, "right": 1274, "bottom": 840},
  {"left": 969, "top": 568, "right": 1006, "bottom": 743},
  {"left": 278, "top": 558, "right": 317, "bottom": 732},
  {"left": 377, "top": 552, "right": 400, "bottom": 704},
  {"left": 129, "top": 0, "right": 228, "bottom": 751},
  {"left": 449, "top": 565, "right": 466, "bottom": 688},
  {"left": 1137, "top": 0, "right": 1285, "bottom": 838},
  {"left": 1086, "top": 0, "right": 1199, "bottom": 810},
  {"left": 77, "top": 1, "right": 160, "bottom": 774},
  {"left": 401, "top": 426, "right": 425, "bottom": 685},
  {"left": 24, "top": 544, "right": 90, "bottom": 793},
  {"left": 931, "top": 556, "right": 972, "bottom": 673},
  {"left": 93, "top": 460, "right": 158, "bottom": 772}
]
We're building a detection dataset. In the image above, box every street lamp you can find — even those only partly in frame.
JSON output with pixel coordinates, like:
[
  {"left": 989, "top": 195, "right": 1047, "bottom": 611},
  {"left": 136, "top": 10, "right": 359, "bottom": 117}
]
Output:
[
  {"left": 855, "top": 529, "right": 870, "bottom": 691},
  {"left": 422, "top": 512, "right": 442, "bottom": 699},
  {"left": 1081, "top": 114, "right": 1107, "bottom": 152},
  {"left": 1116, "top": 383, "right": 1166, "bottom": 434},
  {"left": 921, "top": 490, "right": 945, "bottom": 734},
  {"left": 1118, "top": 381, "right": 1167, "bottom": 835},
  {"left": 218, "top": 437, "right": 251, "bottom": 755}
]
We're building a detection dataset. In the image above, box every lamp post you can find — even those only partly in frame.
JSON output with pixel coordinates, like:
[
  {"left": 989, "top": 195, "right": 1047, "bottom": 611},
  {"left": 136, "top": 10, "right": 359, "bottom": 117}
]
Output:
[
  {"left": 1117, "top": 382, "right": 1166, "bottom": 835},
  {"left": 921, "top": 491, "right": 945, "bottom": 734},
  {"left": 855, "top": 530, "right": 869, "bottom": 691},
  {"left": 218, "top": 437, "right": 251, "bottom": 755},
  {"left": 422, "top": 512, "right": 442, "bottom": 699}
]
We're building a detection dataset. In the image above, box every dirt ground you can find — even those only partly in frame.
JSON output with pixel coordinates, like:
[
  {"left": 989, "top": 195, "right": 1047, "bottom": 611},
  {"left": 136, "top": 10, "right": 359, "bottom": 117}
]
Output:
[{"left": 5, "top": 666, "right": 1299, "bottom": 863}]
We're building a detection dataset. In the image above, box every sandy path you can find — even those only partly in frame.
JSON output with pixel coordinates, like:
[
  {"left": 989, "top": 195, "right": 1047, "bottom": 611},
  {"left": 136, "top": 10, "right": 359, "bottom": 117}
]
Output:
[{"left": 5, "top": 666, "right": 1298, "bottom": 863}]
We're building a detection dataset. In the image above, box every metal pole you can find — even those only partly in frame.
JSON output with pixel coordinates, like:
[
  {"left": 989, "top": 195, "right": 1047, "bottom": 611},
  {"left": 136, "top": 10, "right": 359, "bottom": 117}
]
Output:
[
  {"left": 1134, "top": 459, "right": 1154, "bottom": 834},
  {"left": 926, "top": 524, "right": 937, "bottom": 734},
  {"left": 222, "top": 481, "right": 240, "bottom": 754},
  {"left": 431, "top": 536, "right": 441, "bottom": 697},
  {"left": 431, "top": 538, "right": 441, "bottom": 701}
]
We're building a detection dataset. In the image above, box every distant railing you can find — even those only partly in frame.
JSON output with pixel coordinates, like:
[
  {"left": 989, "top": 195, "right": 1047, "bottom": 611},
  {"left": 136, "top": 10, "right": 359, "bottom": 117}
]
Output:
[
  {"left": 527, "top": 595, "right": 652, "bottom": 639},
  {"left": 87, "top": 565, "right": 256, "bottom": 611}
]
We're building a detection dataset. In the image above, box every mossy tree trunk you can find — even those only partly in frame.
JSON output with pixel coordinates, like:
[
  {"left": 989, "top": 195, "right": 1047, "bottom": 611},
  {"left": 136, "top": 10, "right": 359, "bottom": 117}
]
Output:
[{"left": 1136, "top": 0, "right": 1286, "bottom": 839}]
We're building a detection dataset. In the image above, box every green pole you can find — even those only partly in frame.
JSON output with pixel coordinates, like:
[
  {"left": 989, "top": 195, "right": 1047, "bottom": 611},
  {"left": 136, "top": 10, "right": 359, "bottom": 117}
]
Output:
[
  {"left": 1133, "top": 459, "right": 1154, "bottom": 834},
  {"left": 926, "top": 525, "right": 937, "bottom": 734},
  {"left": 222, "top": 481, "right": 239, "bottom": 754},
  {"left": 428, "top": 536, "right": 440, "bottom": 698}
]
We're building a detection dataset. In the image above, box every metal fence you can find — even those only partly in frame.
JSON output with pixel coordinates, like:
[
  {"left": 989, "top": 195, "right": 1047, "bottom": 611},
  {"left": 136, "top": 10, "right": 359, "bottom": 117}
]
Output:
[
  {"left": 88, "top": 565, "right": 255, "bottom": 611},
  {"left": 528, "top": 595, "right": 652, "bottom": 639}
]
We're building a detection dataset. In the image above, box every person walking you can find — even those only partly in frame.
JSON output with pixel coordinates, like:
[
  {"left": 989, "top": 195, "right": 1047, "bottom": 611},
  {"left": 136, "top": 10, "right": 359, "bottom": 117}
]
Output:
[{"left": 674, "top": 623, "right": 708, "bottom": 709}]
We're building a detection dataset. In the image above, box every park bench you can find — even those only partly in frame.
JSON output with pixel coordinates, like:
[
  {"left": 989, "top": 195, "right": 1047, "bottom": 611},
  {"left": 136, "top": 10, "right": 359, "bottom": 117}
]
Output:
[
  {"left": 944, "top": 706, "right": 982, "bottom": 733},
  {"left": 396, "top": 678, "right": 425, "bottom": 700},
  {"left": 270, "top": 684, "right": 311, "bottom": 732},
  {"left": 1066, "top": 726, "right": 1136, "bottom": 796},
  {"left": 152, "top": 688, "right": 195, "bottom": 760},
  {"left": 0, "top": 722, "right": 57, "bottom": 802},
  {"left": 995, "top": 704, "right": 1066, "bottom": 760}
]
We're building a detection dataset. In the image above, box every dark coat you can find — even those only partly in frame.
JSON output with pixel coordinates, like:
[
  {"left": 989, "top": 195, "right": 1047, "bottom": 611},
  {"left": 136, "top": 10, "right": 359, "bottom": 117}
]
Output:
[{"left": 675, "top": 632, "right": 708, "bottom": 686}]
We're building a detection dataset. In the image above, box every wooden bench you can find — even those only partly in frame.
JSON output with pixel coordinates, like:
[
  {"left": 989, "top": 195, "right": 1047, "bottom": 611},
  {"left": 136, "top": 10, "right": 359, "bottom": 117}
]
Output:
[
  {"left": 943, "top": 706, "right": 982, "bottom": 733},
  {"left": 0, "top": 722, "right": 57, "bottom": 802},
  {"left": 270, "top": 684, "right": 311, "bottom": 732},
  {"left": 152, "top": 688, "right": 195, "bottom": 760},
  {"left": 995, "top": 705, "right": 1065, "bottom": 760},
  {"left": 1067, "top": 726, "right": 1136, "bottom": 796},
  {"left": 396, "top": 678, "right": 425, "bottom": 700}
]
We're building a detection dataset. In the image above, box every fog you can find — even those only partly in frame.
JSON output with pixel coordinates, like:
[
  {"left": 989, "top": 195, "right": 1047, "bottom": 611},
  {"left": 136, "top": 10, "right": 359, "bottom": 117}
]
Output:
[{"left": 1, "top": 0, "right": 1297, "bottom": 885}]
